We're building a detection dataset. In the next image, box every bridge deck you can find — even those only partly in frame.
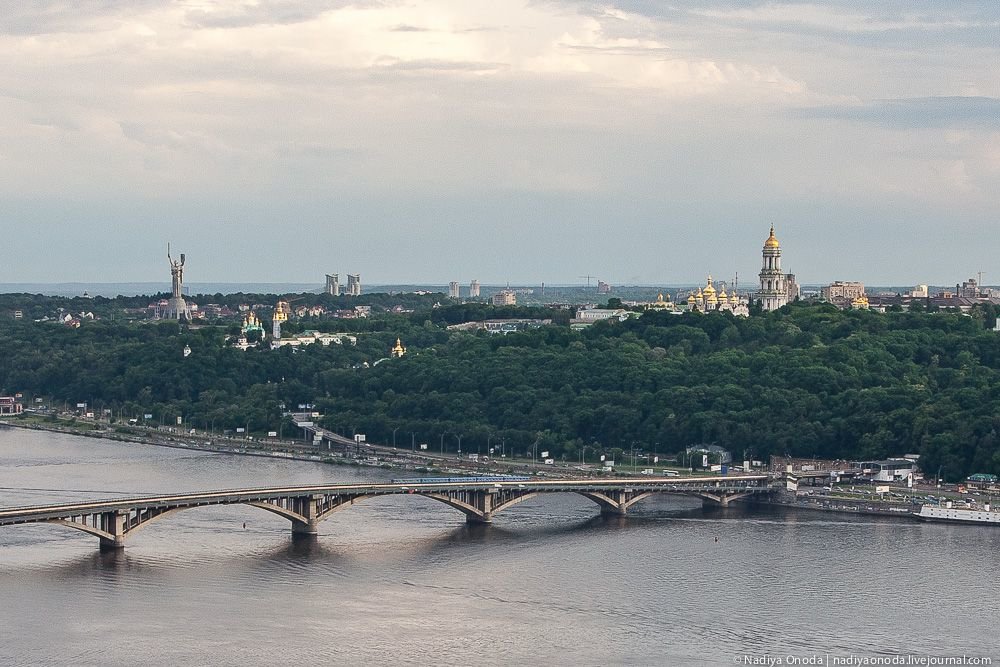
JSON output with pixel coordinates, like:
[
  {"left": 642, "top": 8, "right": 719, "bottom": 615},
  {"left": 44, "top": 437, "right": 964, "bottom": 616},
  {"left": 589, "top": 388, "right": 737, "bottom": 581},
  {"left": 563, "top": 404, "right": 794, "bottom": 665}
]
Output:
[{"left": 0, "top": 476, "right": 770, "bottom": 524}]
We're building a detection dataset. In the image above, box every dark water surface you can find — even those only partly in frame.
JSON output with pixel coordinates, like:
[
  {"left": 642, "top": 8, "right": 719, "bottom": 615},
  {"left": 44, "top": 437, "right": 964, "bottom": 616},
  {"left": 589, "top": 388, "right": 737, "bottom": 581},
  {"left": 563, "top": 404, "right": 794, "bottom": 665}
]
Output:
[{"left": 1, "top": 428, "right": 998, "bottom": 666}]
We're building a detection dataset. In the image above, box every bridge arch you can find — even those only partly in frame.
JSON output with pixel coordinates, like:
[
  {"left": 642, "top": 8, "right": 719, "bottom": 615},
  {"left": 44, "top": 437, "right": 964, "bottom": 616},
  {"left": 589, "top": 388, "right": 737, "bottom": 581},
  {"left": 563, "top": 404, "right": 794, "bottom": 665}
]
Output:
[
  {"left": 45, "top": 519, "right": 115, "bottom": 542},
  {"left": 312, "top": 491, "right": 488, "bottom": 523},
  {"left": 492, "top": 489, "right": 713, "bottom": 517},
  {"left": 247, "top": 502, "right": 310, "bottom": 525},
  {"left": 491, "top": 490, "right": 623, "bottom": 516},
  {"left": 39, "top": 502, "right": 318, "bottom": 547},
  {"left": 126, "top": 502, "right": 323, "bottom": 538}
]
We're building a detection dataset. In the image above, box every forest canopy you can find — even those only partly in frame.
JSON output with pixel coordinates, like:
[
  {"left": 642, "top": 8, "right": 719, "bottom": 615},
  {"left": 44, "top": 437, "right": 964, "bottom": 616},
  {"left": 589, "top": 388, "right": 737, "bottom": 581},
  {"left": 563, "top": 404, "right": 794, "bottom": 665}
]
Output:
[{"left": 1, "top": 300, "right": 999, "bottom": 481}]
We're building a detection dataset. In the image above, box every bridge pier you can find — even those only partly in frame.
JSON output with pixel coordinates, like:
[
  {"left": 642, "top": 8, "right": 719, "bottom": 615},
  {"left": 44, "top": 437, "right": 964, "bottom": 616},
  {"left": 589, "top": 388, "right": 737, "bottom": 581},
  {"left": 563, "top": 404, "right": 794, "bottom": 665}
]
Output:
[
  {"left": 700, "top": 492, "right": 751, "bottom": 508},
  {"left": 290, "top": 495, "right": 320, "bottom": 538},
  {"left": 600, "top": 490, "right": 628, "bottom": 517},
  {"left": 99, "top": 510, "right": 127, "bottom": 551},
  {"left": 465, "top": 490, "right": 493, "bottom": 524}
]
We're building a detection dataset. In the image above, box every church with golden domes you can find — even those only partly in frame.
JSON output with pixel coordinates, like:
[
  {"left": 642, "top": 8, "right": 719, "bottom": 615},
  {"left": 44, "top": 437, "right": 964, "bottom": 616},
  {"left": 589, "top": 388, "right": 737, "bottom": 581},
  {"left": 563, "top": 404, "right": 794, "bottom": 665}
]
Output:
[
  {"left": 647, "top": 293, "right": 675, "bottom": 311},
  {"left": 685, "top": 275, "right": 749, "bottom": 317},
  {"left": 241, "top": 311, "right": 266, "bottom": 337}
]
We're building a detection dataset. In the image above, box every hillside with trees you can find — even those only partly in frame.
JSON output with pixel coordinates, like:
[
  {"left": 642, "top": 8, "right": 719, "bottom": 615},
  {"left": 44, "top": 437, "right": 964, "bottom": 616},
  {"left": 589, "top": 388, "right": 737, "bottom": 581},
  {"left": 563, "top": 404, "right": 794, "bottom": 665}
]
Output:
[{"left": 1, "top": 300, "right": 999, "bottom": 481}]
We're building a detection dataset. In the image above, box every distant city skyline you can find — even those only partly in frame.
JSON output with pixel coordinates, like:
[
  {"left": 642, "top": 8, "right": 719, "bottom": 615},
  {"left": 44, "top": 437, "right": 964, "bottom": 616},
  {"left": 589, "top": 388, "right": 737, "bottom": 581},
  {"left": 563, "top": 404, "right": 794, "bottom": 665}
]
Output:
[
  {"left": 1, "top": 2, "right": 997, "bottom": 285},
  {"left": 0, "top": 279, "right": 992, "bottom": 302}
]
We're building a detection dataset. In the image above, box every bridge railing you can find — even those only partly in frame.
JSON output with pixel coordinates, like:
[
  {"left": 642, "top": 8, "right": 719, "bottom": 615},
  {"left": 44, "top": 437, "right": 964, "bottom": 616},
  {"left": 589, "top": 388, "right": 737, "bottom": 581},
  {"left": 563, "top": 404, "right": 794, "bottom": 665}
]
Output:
[{"left": 0, "top": 476, "right": 772, "bottom": 517}]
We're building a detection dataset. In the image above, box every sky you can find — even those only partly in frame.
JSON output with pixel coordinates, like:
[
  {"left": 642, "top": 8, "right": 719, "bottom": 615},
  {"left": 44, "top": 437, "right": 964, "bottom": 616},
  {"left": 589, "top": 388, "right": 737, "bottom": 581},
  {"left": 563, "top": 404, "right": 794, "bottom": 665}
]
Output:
[{"left": 1, "top": 1, "right": 998, "bottom": 286}]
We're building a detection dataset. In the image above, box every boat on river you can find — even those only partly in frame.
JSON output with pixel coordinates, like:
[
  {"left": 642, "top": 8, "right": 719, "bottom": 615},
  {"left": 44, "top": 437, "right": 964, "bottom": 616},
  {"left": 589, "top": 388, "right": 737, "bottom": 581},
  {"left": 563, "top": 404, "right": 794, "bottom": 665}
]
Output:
[{"left": 914, "top": 503, "right": 1000, "bottom": 525}]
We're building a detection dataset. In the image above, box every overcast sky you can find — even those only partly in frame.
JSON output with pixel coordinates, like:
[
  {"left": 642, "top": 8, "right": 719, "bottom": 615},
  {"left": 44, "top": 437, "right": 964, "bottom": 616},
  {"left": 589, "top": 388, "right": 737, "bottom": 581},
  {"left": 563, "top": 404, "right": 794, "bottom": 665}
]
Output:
[{"left": 1, "top": 1, "right": 997, "bottom": 286}]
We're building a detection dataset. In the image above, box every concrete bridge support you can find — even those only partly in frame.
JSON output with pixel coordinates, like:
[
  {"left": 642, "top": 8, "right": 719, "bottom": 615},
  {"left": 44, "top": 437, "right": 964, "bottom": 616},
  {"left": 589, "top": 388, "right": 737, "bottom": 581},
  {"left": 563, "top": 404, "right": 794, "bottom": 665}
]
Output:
[
  {"left": 699, "top": 492, "right": 752, "bottom": 508},
  {"left": 99, "top": 511, "right": 127, "bottom": 551},
  {"left": 600, "top": 490, "right": 628, "bottom": 517},
  {"left": 464, "top": 490, "right": 494, "bottom": 525},
  {"left": 290, "top": 495, "right": 321, "bottom": 538}
]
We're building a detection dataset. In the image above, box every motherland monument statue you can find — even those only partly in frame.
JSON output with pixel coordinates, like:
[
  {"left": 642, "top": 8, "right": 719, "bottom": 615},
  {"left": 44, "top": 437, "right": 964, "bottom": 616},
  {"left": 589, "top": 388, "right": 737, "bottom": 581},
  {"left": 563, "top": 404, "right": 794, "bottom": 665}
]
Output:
[{"left": 163, "top": 244, "right": 192, "bottom": 320}]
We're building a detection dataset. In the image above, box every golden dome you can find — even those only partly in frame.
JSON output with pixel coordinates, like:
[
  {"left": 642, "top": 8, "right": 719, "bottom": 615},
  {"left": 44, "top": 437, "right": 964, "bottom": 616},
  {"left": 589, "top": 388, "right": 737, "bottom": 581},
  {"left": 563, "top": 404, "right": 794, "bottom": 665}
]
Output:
[
  {"left": 686, "top": 293, "right": 696, "bottom": 304},
  {"left": 718, "top": 289, "right": 728, "bottom": 300},
  {"left": 764, "top": 225, "right": 780, "bottom": 249},
  {"left": 391, "top": 337, "right": 406, "bottom": 357},
  {"left": 273, "top": 300, "right": 290, "bottom": 322}
]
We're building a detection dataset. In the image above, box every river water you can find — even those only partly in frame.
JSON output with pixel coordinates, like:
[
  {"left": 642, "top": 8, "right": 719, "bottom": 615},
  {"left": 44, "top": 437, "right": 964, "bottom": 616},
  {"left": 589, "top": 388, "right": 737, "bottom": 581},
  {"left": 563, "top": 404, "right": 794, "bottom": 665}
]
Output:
[{"left": 1, "top": 428, "right": 997, "bottom": 666}]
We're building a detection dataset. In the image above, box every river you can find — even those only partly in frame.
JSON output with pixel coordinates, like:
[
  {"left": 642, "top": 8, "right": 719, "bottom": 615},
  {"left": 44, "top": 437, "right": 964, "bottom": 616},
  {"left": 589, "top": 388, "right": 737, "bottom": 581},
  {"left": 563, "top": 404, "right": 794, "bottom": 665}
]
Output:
[{"left": 1, "top": 427, "right": 997, "bottom": 666}]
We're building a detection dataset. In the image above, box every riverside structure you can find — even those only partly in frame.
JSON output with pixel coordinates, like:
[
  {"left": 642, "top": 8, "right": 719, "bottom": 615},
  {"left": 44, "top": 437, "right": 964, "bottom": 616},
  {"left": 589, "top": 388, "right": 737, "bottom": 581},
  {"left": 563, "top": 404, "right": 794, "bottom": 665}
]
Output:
[{"left": 0, "top": 476, "right": 770, "bottom": 551}]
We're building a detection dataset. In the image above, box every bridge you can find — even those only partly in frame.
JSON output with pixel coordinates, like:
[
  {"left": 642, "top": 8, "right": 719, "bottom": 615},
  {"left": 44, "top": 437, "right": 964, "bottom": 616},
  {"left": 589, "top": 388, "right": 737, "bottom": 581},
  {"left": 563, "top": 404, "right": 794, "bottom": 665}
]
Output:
[
  {"left": 290, "top": 413, "right": 357, "bottom": 449},
  {"left": 0, "top": 476, "right": 771, "bottom": 551}
]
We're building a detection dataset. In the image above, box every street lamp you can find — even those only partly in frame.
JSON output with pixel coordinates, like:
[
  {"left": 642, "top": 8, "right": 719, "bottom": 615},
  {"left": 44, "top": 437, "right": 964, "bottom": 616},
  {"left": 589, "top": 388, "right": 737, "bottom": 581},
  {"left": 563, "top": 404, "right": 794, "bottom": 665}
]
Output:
[
  {"left": 410, "top": 431, "right": 416, "bottom": 452},
  {"left": 455, "top": 434, "right": 463, "bottom": 457},
  {"left": 392, "top": 427, "right": 399, "bottom": 449}
]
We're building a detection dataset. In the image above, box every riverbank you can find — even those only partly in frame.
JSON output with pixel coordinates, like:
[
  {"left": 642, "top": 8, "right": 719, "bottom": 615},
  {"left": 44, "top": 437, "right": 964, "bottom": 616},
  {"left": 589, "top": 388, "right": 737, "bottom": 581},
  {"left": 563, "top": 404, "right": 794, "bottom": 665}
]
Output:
[
  {"left": 0, "top": 417, "right": 946, "bottom": 525},
  {"left": 0, "top": 416, "right": 588, "bottom": 479},
  {"left": 0, "top": 417, "right": 427, "bottom": 473}
]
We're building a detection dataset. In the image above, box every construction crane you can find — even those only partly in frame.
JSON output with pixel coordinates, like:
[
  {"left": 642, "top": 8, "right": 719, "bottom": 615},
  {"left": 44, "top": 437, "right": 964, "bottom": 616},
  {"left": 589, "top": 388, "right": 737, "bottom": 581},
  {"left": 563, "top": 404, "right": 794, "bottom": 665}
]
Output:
[{"left": 579, "top": 275, "right": 597, "bottom": 288}]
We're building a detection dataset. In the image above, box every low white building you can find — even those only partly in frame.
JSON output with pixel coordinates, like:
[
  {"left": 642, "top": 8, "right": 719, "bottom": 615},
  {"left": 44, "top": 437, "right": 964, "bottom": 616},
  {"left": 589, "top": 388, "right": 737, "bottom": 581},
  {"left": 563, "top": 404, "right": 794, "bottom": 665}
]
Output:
[
  {"left": 856, "top": 459, "right": 917, "bottom": 482},
  {"left": 271, "top": 331, "right": 358, "bottom": 348},
  {"left": 575, "top": 308, "right": 630, "bottom": 322}
]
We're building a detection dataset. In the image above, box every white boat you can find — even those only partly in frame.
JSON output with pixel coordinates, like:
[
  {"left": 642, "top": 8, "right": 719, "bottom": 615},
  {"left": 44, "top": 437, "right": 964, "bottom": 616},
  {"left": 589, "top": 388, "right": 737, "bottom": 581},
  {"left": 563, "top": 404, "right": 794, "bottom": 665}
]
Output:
[{"left": 914, "top": 503, "right": 1000, "bottom": 525}]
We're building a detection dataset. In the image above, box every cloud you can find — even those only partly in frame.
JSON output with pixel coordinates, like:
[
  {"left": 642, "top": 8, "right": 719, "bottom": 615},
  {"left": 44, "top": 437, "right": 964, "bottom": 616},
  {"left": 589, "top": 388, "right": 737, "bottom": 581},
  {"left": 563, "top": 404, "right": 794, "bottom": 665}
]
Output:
[
  {"left": 793, "top": 97, "right": 1000, "bottom": 129},
  {"left": 0, "top": 1, "right": 998, "bottom": 284},
  {"left": 182, "top": 1, "right": 390, "bottom": 30},
  {"left": 0, "top": 0, "right": 164, "bottom": 35},
  {"left": 544, "top": 1, "right": 1000, "bottom": 48},
  {"left": 374, "top": 58, "right": 508, "bottom": 73}
]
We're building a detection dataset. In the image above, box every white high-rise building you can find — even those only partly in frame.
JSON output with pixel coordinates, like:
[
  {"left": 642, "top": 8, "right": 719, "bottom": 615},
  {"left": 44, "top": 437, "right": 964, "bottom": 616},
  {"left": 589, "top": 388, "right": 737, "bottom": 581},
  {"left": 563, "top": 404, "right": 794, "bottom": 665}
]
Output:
[
  {"left": 755, "top": 226, "right": 788, "bottom": 312},
  {"left": 346, "top": 274, "right": 361, "bottom": 296},
  {"left": 470, "top": 280, "right": 481, "bottom": 297},
  {"left": 448, "top": 281, "right": 460, "bottom": 298},
  {"left": 325, "top": 274, "right": 340, "bottom": 296}
]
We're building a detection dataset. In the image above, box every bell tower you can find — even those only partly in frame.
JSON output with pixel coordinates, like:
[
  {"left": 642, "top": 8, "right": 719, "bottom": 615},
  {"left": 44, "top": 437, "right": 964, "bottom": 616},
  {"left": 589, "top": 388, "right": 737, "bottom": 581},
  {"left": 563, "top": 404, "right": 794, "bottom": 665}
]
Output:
[{"left": 755, "top": 226, "right": 787, "bottom": 312}]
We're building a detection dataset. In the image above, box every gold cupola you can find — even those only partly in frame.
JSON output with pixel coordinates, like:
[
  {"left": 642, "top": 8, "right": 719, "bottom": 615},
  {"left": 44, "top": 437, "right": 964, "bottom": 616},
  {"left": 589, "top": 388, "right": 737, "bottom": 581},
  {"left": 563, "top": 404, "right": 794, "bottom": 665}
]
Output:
[
  {"left": 703, "top": 276, "right": 718, "bottom": 304},
  {"left": 391, "top": 337, "right": 406, "bottom": 358},
  {"left": 764, "top": 225, "right": 780, "bottom": 249},
  {"left": 703, "top": 275, "right": 716, "bottom": 294}
]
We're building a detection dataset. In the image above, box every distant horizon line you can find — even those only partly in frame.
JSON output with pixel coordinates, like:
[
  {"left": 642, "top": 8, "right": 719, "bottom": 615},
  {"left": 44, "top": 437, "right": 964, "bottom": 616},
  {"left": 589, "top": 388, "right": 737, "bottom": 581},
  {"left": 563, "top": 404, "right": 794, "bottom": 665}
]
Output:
[{"left": 0, "top": 280, "right": 989, "bottom": 292}]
